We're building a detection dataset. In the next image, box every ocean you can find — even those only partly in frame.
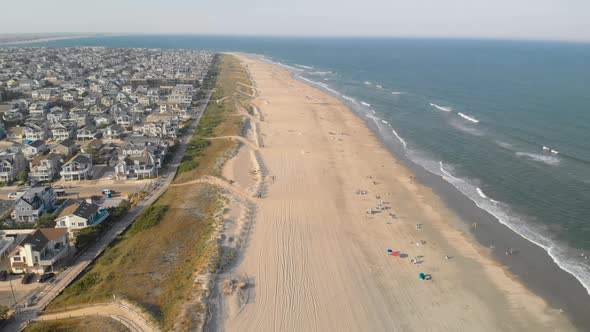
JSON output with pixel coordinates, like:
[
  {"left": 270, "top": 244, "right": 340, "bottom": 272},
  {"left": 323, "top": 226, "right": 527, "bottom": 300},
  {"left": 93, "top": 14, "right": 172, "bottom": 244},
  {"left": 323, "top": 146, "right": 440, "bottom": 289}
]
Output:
[{"left": 12, "top": 35, "right": 590, "bottom": 297}]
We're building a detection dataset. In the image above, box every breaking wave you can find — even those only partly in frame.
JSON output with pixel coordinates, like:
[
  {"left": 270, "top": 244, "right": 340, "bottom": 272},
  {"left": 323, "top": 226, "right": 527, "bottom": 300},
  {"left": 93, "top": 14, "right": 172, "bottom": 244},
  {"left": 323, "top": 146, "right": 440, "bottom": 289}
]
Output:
[
  {"left": 342, "top": 95, "right": 357, "bottom": 104},
  {"left": 429, "top": 103, "right": 453, "bottom": 112},
  {"left": 458, "top": 112, "right": 480, "bottom": 123},
  {"left": 361, "top": 101, "right": 371, "bottom": 107},
  {"left": 299, "top": 76, "right": 341, "bottom": 96}
]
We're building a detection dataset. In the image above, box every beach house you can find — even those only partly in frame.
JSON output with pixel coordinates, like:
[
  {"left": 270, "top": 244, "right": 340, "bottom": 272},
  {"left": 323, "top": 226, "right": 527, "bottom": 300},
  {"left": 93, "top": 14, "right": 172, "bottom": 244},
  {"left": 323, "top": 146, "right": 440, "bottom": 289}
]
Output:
[
  {"left": 11, "top": 186, "right": 57, "bottom": 224},
  {"left": 54, "top": 200, "right": 109, "bottom": 233},
  {"left": 60, "top": 154, "right": 93, "bottom": 181},
  {"left": 7, "top": 228, "right": 69, "bottom": 274}
]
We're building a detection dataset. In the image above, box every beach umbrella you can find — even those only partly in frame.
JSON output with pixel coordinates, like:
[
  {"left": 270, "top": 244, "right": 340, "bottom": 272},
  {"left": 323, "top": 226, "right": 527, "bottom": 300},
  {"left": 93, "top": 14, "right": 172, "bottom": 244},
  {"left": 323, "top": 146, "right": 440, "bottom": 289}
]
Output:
[
  {"left": 419, "top": 273, "right": 425, "bottom": 280},
  {"left": 390, "top": 251, "right": 400, "bottom": 256}
]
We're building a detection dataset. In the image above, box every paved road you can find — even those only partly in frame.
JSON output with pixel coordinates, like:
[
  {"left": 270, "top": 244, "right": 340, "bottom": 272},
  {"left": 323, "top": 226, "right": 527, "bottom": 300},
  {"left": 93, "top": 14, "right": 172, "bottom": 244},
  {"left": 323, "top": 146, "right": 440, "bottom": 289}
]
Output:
[{"left": 2, "top": 89, "right": 213, "bottom": 332}]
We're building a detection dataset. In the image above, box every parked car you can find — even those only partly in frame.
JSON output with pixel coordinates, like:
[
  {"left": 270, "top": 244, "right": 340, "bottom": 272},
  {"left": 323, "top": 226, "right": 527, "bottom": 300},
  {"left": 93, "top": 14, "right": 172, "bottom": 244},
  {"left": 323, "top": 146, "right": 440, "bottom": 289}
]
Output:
[
  {"left": 38, "top": 272, "right": 55, "bottom": 283},
  {"left": 21, "top": 273, "right": 35, "bottom": 284},
  {"left": 7, "top": 192, "right": 18, "bottom": 199},
  {"left": 54, "top": 188, "right": 66, "bottom": 196},
  {"left": 0, "top": 270, "right": 7, "bottom": 281}
]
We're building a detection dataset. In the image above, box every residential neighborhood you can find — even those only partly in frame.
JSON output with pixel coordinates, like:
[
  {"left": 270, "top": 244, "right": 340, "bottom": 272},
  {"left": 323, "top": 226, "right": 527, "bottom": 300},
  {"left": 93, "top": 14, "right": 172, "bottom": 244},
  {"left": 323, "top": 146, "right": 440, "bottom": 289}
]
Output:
[
  {"left": 0, "top": 47, "right": 212, "bottom": 188},
  {"left": 0, "top": 47, "right": 215, "bottom": 308}
]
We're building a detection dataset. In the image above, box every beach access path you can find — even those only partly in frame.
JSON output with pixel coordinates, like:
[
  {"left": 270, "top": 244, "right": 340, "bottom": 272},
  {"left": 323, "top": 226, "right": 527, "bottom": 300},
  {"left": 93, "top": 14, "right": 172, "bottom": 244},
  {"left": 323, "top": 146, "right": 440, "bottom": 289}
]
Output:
[
  {"left": 3, "top": 89, "right": 214, "bottom": 332},
  {"left": 215, "top": 55, "right": 573, "bottom": 332}
]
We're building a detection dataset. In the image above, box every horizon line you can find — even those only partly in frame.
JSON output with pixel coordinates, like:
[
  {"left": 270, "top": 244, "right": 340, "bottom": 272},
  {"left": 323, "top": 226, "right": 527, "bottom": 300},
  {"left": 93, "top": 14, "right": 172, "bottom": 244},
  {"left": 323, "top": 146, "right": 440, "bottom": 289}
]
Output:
[{"left": 3, "top": 32, "right": 590, "bottom": 46}]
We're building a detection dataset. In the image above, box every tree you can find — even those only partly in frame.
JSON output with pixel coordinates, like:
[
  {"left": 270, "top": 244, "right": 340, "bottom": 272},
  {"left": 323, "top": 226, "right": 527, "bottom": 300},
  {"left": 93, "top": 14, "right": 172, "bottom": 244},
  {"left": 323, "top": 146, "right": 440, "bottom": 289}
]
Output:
[
  {"left": 36, "top": 213, "right": 56, "bottom": 228},
  {"left": 0, "top": 88, "right": 26, "bottom": 102},
  {"left": 18, "top": 170, "right": 27, "bottom": 184},
  {"left": 0, "top": 305, "right": 9, "bottom": 320}
]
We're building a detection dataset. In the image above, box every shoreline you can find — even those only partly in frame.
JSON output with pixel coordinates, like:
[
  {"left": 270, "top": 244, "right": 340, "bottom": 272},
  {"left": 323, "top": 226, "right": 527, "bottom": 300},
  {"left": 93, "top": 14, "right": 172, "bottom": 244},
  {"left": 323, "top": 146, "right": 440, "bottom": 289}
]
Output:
[
  {"left": 277, "top": 57, "right": 590, "bottom": 329},
  {"left": 365, "top": 109, "right": 590, "bottom": 329},
  {"left": 215, "top": 53, "right": 576, "bottom": 331}
]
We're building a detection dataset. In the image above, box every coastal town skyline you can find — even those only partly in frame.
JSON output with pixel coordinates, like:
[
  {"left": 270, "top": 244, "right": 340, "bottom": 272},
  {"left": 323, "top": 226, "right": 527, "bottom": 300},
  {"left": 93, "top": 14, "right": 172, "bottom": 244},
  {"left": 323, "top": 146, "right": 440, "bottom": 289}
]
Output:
[{"left": 0, "top": 0, "right": 589, "bottom": 42}]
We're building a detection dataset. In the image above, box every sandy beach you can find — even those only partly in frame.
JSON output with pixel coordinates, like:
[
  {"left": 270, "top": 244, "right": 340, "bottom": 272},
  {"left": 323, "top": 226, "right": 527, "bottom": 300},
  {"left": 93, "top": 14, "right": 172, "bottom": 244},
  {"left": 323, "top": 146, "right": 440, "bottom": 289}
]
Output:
[{"left": 213, "top": 54, "right": 575, "bottom": 331}]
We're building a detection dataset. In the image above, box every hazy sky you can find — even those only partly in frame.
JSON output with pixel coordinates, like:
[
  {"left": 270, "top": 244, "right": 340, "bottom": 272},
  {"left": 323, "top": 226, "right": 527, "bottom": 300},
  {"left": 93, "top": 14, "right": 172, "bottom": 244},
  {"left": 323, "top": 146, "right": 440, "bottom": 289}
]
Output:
[{"left": 1, "top": 0, "right": 589, "bottom": 41}]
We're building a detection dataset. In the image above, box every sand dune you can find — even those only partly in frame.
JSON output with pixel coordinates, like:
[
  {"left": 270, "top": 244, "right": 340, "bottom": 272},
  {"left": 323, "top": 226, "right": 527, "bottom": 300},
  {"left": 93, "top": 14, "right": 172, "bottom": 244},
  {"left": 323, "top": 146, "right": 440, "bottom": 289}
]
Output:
[{"left": 214, "top": 55, "right": 573, "bottom": 331}]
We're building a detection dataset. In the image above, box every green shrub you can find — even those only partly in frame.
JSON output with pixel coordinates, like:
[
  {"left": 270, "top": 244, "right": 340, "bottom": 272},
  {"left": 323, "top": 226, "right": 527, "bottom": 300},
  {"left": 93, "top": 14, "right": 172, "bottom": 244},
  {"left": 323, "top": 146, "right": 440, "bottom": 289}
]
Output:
[{"left": 128, "top": 205, "right": 169, "bottom": 235}]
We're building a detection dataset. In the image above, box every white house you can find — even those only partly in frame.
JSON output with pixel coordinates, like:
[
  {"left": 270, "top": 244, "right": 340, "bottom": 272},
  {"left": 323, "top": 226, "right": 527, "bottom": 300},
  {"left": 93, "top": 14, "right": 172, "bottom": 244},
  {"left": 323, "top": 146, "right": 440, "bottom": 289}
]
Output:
[
  {"left": 8, "top": 228, "right": 69, "bottom": 274},
  {"left": 22, "top": 140, "right": 48, "bottom": 158},
  {"left": 29, "top": 153, "right": 62, "bottom": 182},
  {"left": 60, "top": 154, "right": 93, "bottom": 181},
  {"left": 55, "top": 200, "right": 109, "bottom": 233},
  {"left": 114, "top": 148, "right": 157, "bottom": 180}
]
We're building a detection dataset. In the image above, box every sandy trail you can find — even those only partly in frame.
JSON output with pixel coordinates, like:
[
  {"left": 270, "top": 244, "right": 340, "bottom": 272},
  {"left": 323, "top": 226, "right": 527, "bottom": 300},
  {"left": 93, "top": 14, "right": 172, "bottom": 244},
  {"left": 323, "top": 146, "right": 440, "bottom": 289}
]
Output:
[
  {"left": 214, "top": 56, "right": 574, "bottom": 332},
  {"left": 36, "top": 302, "right": 157, "bottom": 332}
]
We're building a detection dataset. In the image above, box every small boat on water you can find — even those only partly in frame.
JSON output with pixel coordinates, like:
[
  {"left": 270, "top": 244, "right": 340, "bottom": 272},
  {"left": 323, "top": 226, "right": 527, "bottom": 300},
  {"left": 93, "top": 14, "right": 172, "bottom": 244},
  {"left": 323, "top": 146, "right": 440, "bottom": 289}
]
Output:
[{"left": 550, "top": 149, "right": 559, "bottom": 154}]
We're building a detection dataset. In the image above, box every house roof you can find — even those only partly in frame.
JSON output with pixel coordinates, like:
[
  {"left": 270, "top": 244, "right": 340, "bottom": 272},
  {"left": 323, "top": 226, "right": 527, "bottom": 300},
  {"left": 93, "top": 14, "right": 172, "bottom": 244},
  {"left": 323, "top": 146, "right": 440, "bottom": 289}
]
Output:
[
  {"left": 59, "top": 139, "right": 76, "bottom": 148},
  {"left": 20, "top": 229, "right": 49, "bottom": 252},
  {"left": 39, "top": 228, "right": 68, "bottom": 241},
  {"left": 31, "top": 153, "right": 61, "bottom": 165},
  {"left": 57, "top": 200, "right": 98, "bottom": 219},
  {"left": 12, "top": 228, "right": 67, "bottom": 253},
  {"left": 28, "top": 140, "right": 45, "bottom": 148},
  {"left": 69, "top": 154, "right": 91, "bottom": 164},
  {"left": 7, "top": 127, "right": 24, "bottom": 135}
]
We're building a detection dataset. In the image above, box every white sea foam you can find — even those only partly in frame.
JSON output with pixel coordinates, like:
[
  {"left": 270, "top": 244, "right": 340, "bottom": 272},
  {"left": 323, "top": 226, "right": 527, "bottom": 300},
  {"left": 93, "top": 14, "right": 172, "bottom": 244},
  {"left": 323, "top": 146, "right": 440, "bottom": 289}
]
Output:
[
  {"left": 429, "top": 103, "right": 453, "bottom": 112},
  {"left": 361, "top": 101, "right": 371, "bottom": 107},
  {"left": 277, "top": 62, "right": 303, "bottom": 72},
  {"left": 342, "top": 95, "right": 357, "bottom": 104},
  {"left": 391, "top": 91, "right": 404, "bottom": 95},
  {"left": 376, "top": 84, "right": 383, "bottom": 89},
  {"left": 364, "top": 81, "right": 372, "bottom": 85},
  {"left": 496, "top": 141, "right": 513, "bottom": 149},
  {"left": 311, "top": 71, "right": 331, "bottom": 75},
  {"left": 299, "top": 76, "right": 341, "bottom": 96},
  {"left": 295, "top": 64, "right": 314, "bottom": 69},
  {"left": 439, "top": 161, "right": 464, "bottom": 183},
  {"left": 365, "top": 113, "right": 407, "bottom": 149},
  {"left": 391, "top": 128, "right": 408, "bottom": 149},
  {"left": 458, "top": 112, "right": 480, "bottom": 123},
  {"left": 476, "top": 187, "right": 488, "bottom": 199},
  {"left": 515, "top": 152, "right": 560, "bottom": 166}
]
